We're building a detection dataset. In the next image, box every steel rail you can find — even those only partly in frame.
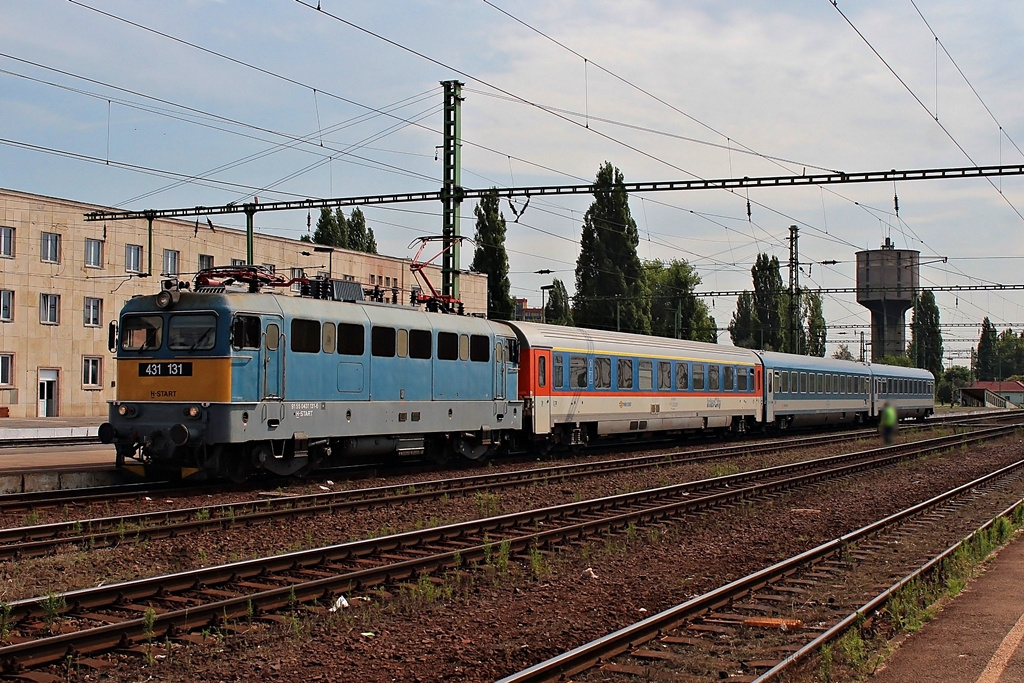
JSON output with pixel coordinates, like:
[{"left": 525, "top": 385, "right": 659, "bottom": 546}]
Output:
[
  {"left": 498, "top": 457, "right": 1024, "bottom": 683},
  {"left": 0, "top": 424, "right": 1017, "bottom": 671},
  {"left": 0, "top": 416, "right": 997, "bottom": 559}
]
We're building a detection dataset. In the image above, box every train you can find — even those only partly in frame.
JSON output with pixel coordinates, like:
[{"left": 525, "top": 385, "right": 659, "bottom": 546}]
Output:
[{"left": 98, "top": 267, "right": 935, "bottom": 480}]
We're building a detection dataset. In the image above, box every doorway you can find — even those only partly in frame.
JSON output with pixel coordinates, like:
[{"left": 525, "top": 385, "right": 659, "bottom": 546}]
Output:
[{"left": 37, "top": 369, "right": 58, "bottom": 417}]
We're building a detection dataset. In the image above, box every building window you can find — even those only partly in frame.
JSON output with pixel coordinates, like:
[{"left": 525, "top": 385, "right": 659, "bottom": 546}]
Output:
[
  {"left": 0, "top": 290, "right": 12, "bottom": 322},
  {"left": 162, "top": 249, "right": 179, "bottom": 276},
  {"left": 84, "top": 297, "right": 102, "bottom": 327},
  {"left": 41, "top": 232, "right": 61, "bottom": 263},
  {"left": 0, "top": 226, "right": 14, "bottom": 258},
  {"left": 40, "top": 293, "right": 60, "bottom": 324},
  {"left": 262, "top": 263, "right": 276, "bottom": 274},
  {"left": 230, "top": 258, "right": 245, "bottom": 267},
  {"left": 82, "top": 357, "right": 102, "bottom": 388},
  {"left": 85, "top": 238, "right": 104, "bottom": 268},
  {"left": 291, "top": 268, "right": 304, "bottom": 293},
  {"left": 126, "top": 244, "right": 143, "bottom": 273},
  {"left": 198, "top": 254, "right": 214, "bottom": 271},
  {"left": 0, "top": 354, "right": 11, "bottom": 386},
  {"left": 369, "top": 274, "right": 375, "bottom": 285}
]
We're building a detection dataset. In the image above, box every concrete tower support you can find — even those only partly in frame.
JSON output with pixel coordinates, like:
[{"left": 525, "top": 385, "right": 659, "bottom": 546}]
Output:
[{"left": 856, "top": 238, "right": 920, "bottom": 361}]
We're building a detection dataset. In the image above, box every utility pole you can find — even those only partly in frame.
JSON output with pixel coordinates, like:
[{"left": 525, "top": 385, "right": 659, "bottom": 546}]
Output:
[
  {"left": 440, "top": 80, "right": 463, "bottom": 300},
  {"left": 788, "top": 225, "right": 801, "bottom": 354}
]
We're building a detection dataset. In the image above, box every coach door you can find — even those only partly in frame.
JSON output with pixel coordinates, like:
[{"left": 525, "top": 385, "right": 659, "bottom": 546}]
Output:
[
  {"left": 262, "top": 319, "right": 283, "bottom": 399},
  {"left": 765, "top": 368, "right": 775, "bottom": 423},
  {"left": 533, "top": 349, "right": 551, "bottom": 433}
]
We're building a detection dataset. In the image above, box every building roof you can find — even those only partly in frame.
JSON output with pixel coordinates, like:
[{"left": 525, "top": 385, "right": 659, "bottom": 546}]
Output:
[{"left": 970, "top": 381, "right": 1024, "bottom": 393}]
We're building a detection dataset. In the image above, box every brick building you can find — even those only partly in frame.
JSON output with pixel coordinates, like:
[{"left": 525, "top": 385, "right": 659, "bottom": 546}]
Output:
[{"left": 0, "top": 188, "right": 486, "bottom": 418}]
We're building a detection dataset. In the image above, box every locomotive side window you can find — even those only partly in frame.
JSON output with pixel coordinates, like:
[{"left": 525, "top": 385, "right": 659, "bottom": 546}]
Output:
[
  {"left": 724, "top": 366, "right": 734, "bottom": 390},
  {"left": 121, "top": 315, "right": 163, "bottom": 351},
  {"left": 437, "top": 332, "right": 458, "bottom": 360},
  {"left": 322, "top": 322, "right": 337, "bottom": 354},
  {"left": 538, "top": 355, "right": 546, "bottom": 387},
  {"left": 337, "top": 323, "right": 365, "bottom": 355},
  {"left": 290, "top": 319, "right": 321, "bottom": 353},
  {"left": 708, "top": 364, "right": 720, "bottom": 391},
  {"left": 371, "top": 326, "right": 396, "bottom": 357},
  {"left": 396, "top": 329, "right": 409, "bottom": 358},
  {"left": 459, "top": 334, "right": 470, "bottom": 361},
  {"left": 617, "top": 358, "right": 633, "bottom": 390},
  {"left": 693, "top": 364, "right": 705, "bottom": 391},
  {"left": 737, "top": 367, "right": 747, "bottom": 391},
  {"left": 676, "top": 362, "right": 689, "bottom": 391},
  {"left": 265, "top": 324, "right": 280, "bottom": 351},
  {"left": 594, "top": 357, "right": 611, "bottom": 389},
  {"left": 409, "top": 329, "right": 431, "bottom": 359},
  {"left": 570, "top": 355, "right": 588, "bottom": 389},
  {"left": 638, "top": 360, "right": 652, "bottom": 391},
  {"left": 469, "top": 335, "right": 489, "bottom": 362},
  {"left": 553, "top": 354, "right": 564, "bottom": 389},
  {"left": 230, "top": 315, "right": 261, "bottom": 350},
  {"left": 658, "top": 361, "right": 672, "bottom": 390},
  {"left": 169, "top": 314, "right": 217, "bottom": 351}
]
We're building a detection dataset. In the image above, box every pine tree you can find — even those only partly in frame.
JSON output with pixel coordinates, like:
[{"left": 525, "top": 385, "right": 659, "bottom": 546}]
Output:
[
  {"left": 977, "top": 317, "right": 998, "bottom": 381},
  {"left": 803, "top": 291, "right": 826, "bottom": 357},
  {"left": 907, "top": 290, "right": 943, "bottom": 378},
  {"left": 572, "top": 162, "right": 650, "bottom": 334},
  {"left": 470, "top": 189, "right": 514, "bottom": 320},
  {"left": 728, "top": 291, "right": 759, "bottom": 348},
  {"left": 543, "top": 279, "right": 573, "bottom": 326}
]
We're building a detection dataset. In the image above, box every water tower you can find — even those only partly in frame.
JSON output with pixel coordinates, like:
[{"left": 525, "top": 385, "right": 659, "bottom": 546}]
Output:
[{"left": 856, "top": 238, "right": 919, "bottom": 361}]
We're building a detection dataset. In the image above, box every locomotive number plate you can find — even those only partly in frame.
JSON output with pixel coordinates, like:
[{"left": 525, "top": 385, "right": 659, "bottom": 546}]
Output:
[{"left": 138, "top": 362, "right": 193, "bottom": 377}]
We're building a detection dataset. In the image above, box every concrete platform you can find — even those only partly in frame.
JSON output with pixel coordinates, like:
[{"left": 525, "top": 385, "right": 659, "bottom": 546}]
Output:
[
  {"left": 871, "top": 534, "right": 1024, "bottom": 683},
  {"left": 0, "top": 416, "right": 100, "bottom": 443}
]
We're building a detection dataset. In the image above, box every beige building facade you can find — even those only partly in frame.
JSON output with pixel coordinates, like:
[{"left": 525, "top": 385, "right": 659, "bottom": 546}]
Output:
[{"left": 0, "top": 188, "right": 486, "bottom": 419}]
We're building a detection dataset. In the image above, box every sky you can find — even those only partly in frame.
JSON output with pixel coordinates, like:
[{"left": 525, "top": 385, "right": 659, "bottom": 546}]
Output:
[{"left": 3, "top": 0, "right": 1024, "bottom": 365}]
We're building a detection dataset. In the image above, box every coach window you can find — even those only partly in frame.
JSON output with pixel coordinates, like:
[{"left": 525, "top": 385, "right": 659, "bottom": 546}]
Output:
[
  {"left": 570, "top": 355, "right": 588, "bottom": 388},
  {"left": 676, "top": 362, "right": 689, "bottom": 391},
  {"left": 290, "top": 319, "right": 321, "bottom": 353},
  {"left": 778, "top": 371, "right": 787, "bottom": 393},
  {"left": 658, "top": 361, "right": 672, "bottom": 390},
  {"left": 553, "top": 354, "right": 564, "bottom": 389},
  {"left": 693, "top": 363, "right": 705, "bottom": 391},
  {"left": 438, "top": 331, "right": 458, "bottom": 360},
  {"left": 459, "top": 334, "right": 470, "bottom": 361},
  {"left": 371, "top": 326, "right": 396, "bottom": 357},
  {"left": 618, "top": 358, "right": 634, "bottom": 389},
  {"left": 737, "top": 367, "right": 748, "bottom": 391},
  {"left": 639, "top": 360, "right": 653, "bottom": 391},
  {"left": 799, "top": 372, "right": 807, "bottom": 393},
  {"left": 231, "top": 315, "right": 261, "bottom": 350},
  {"left": 396, "top": 329, "right": 409, "bottom": 358},
  {"left": 748, "top": 368, "right": 755, "bottom": 391},
  {"left": 337, "top": 323, "right": 365, "bottom": 356},
  {"left": 825, "top": 374, "right": 831, "bottom": 393},
  {"left": 322, "top": 322, "right": 337, "bottom": 354},
  {"left": 409, "top": 329, "right": 431, "bottom": 359},
  {"left": 538, "top": 356, "right": 546, "bottom": 387},
  {"left": 470, "top": 335, "right": 489, "bottom": 362},
  {"left": 121, "top": 315, "right": 163, "bottom": 351},
  {"left": 724, "top": 366, "right": 734, "bottom": 390},
  {"left": 594, "top": 357, "right": 611, "bottom": 389},
  {"left": 815, "top": 373, "right": 823, "bottom": 393},
  {"left": 708, "top": 364, "right": 720, "bottom": 391}
]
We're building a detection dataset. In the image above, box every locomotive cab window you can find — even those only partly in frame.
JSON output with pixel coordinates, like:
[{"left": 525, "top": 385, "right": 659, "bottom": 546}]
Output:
[
  {"left": 553, "top": 354, "right": 564, "bottom": 389},
  {"left": 617, "top": 358, "right": 633, "bottom": 389},
  {"left": 231, "top": 315, "right": 261, "bottom": 349},
  {"left": 470, "top": 335, "right": 489, "bottom": 362},
  {"left": 169, "top": 313, "right": 217, "bottom": 351},
  {"left": 337, "top": 323, "right": 365, "bottom": 356},
  {"left": 290, "top": 319, "right": 321, "bottom": 353},
  {"left": 121, "top": 314, "right": 163, "bottom": 351}
]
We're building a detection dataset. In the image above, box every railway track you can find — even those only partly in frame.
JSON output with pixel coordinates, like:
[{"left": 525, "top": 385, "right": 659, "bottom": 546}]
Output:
[
  {"left": 498, "top": 458, "right": 1024, "bottom": 682},
  {"left": 0, "top": 409, "right": 1003, "bottom": 514},
  {"left": 0, "top": 415, "right": 1010, "bottom": 560},
  {"left": 0, "top": 422, "right": 1018, "bottom": 672}
]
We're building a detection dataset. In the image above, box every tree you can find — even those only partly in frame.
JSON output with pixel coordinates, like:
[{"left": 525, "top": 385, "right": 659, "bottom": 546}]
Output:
[
  {"left": 573, "top": 162, "right": 651, "bottom": 334},
  {"left": 750, "top": 254, "right": 786, "bottom": 351},
  {"left": 877, "top": 354, "right": 913, "bottom": 367},
  {"left": 348, "top": 208, "right": 369, "bottom": 253},
  {"left": 976, "top": 317, "right": 998, "bottom": 381},
  {"left": 470, "top": 189, "right": 514, "bottom": 321},
  {"left": 364, "top": 226, "right": 377, "bottom": 255},
  {"left": 312, "top": 207, "right": 340, "bottom": 247},
  {"left": 543, "top": 279, "right": 573, "bottom": 326},
  {"left": 333, "top": 208, "right": 349, "bottom": 250},
  {"left": 832, "top": 344, "right": 855, "bottom": 361},
  {"left": 803, "top": 291, "right": 826, "bottom": 357},
  {"left": 728, "top": 291, "right": 759, "bottom": 348},
  {"left": 907, "top": 291, "right": 943, "bottom": 378},
  {"left": 644, "top": 259, "right": 715, "bottom": 342},
  {"left": 938, "top": 365, "right": 972, "bottom": 405}
]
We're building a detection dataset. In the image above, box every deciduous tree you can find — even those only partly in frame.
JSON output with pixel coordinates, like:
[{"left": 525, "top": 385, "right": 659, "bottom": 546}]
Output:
[{"left": 470, "top": 189, "right": 514, "bottom": 320}]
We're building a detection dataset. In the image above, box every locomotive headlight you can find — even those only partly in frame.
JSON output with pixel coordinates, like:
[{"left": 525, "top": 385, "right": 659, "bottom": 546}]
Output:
[
  {"left": 155, "top": 289, "right": 180, "bottom": 309},
  {"left": 185, "top": 405, "right": 201, "bottom": 419},
  {"left": 116, "top": 403, "right": 137, "bottom": 417}
]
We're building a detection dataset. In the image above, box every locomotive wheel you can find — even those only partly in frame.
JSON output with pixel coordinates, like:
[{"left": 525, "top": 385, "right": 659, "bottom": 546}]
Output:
[{"left": 425, "top": 437, "right": 451, "bottom": 467}]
